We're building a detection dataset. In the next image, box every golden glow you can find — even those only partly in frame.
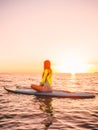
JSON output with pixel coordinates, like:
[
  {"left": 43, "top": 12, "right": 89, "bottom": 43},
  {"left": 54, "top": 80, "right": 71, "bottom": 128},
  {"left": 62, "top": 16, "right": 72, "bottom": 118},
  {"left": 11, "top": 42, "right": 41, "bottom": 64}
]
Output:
[
  {"left": 0, "top": 1, "right": 98, "bottom": 73},
  {"left": 54, "top": 59, "right": 93, "bottom": 73},
  {"left": 52, "top": 52, "right": 97, "bottom": 73},
  {"left": 56, "top": 63, "right": 89, "bottom": 73}
]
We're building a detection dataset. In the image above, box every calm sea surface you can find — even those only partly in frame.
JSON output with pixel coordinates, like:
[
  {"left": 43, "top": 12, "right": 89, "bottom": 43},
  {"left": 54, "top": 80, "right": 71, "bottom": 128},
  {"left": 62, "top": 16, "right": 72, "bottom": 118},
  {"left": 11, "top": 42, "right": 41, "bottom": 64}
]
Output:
[{"left": 0, "top": 73, "right": 98, "bottom": 130}]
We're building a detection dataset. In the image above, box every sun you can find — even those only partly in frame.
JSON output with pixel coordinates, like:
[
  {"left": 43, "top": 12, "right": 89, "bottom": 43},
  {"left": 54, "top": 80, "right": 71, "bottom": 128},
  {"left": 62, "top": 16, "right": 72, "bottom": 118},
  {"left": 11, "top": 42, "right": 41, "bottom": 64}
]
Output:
[
  {"left": 52, "top": 54, "right": 96, "bottom": 74},
  {"left": 54, "top": 62, "right": 89, "bottom": 74}
]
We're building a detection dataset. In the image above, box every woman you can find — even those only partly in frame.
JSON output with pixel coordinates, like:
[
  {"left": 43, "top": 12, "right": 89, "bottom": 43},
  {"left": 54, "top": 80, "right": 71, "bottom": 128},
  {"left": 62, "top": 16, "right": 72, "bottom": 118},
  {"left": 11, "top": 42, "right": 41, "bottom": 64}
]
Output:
[
  {"left": 40, "top": 60, "right": 52, "bottom": 92},
  {"left": 31, "top": 60, "right": 52, "bottom": 92}
]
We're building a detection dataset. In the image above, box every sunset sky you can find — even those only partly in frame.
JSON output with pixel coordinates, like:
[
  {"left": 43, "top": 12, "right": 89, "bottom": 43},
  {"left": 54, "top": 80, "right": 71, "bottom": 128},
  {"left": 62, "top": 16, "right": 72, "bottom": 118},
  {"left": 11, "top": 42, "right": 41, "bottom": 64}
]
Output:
[{"left": 0, "top": 0, "right": 98, "bottom": 73}]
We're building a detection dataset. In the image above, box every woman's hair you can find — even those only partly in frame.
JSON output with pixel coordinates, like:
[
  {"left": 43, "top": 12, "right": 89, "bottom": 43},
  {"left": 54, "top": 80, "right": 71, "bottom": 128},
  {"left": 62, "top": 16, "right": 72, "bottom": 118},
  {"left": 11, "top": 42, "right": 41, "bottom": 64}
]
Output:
[{"left": 44, "top": 60, "right": 51, "bottom": 69}]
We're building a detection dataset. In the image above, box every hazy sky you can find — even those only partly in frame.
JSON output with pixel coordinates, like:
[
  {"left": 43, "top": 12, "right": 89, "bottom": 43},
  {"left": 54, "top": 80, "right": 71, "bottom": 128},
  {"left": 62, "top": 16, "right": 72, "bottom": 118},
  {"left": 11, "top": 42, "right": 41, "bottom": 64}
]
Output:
[{"left": 0, "top": 0, "right": 98, "bottom": 73}]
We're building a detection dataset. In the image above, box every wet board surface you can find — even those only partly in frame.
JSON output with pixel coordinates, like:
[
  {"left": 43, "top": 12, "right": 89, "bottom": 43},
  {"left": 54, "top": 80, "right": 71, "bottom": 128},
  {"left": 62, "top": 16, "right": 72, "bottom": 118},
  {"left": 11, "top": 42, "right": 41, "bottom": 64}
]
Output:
[{"left": 4, "top": 87, "right": 95, "bottom": 98}]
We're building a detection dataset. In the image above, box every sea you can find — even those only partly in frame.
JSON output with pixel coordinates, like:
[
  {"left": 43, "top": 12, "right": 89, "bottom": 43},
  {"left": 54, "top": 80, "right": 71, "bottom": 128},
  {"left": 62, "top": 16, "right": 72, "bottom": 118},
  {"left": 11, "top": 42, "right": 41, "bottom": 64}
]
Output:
[{"left": 0, "top": 73, "right": 98, "bottom": 130}]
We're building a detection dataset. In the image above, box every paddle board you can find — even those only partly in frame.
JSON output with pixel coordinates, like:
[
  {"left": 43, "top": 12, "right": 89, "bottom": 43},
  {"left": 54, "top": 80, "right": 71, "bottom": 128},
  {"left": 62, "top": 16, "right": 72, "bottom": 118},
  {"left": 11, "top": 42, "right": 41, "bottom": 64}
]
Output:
[{"left": 4, "top": 87, "right": 95, "bottom": 98}]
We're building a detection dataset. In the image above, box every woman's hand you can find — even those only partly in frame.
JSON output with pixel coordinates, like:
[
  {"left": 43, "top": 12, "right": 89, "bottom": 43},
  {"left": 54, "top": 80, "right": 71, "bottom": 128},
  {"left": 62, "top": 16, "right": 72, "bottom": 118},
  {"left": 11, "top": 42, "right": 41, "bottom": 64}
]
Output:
[{"left": 40, "top": 82, "right": 44, "bottom": 86}]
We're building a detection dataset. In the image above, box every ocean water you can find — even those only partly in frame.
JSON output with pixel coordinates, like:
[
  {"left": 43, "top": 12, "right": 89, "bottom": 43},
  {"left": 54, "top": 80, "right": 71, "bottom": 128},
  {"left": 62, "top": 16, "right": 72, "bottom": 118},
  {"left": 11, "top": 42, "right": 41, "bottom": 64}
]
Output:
[{"left": 0, "top": 73, "right": 98, "bottom": 130}]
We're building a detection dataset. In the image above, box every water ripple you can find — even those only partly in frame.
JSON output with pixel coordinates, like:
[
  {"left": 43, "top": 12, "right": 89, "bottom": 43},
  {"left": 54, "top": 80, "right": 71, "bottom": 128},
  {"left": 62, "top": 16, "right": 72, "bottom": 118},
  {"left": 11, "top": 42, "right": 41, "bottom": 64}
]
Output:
[{"left": 0, "top": 73, "right": 98, "bottom": 130}]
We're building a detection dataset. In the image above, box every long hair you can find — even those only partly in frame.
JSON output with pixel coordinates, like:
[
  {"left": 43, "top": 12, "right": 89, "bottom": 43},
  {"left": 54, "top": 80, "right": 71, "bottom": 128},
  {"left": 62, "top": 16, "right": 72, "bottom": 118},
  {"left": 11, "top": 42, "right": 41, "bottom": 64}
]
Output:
[
  {"left": 44, "top": 60, "right": 51, "bottom": 69},
  {"left": 42, "top": 60, "right": 52, "bottom": 78}
]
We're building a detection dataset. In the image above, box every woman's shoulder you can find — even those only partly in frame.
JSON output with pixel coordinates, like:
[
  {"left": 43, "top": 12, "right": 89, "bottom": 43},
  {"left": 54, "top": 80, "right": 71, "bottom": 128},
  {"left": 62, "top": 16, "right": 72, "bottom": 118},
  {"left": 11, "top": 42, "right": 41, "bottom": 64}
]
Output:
[{"left": 45, "top": 68, "right": 52, "bottom": 73}]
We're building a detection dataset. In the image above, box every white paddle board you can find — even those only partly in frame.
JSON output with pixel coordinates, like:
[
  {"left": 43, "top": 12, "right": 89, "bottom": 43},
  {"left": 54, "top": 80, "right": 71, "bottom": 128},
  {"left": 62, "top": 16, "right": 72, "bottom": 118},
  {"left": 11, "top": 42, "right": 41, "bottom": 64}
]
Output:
[{"left": 4, "top": 87, "right": 95, "bottom": 98}]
